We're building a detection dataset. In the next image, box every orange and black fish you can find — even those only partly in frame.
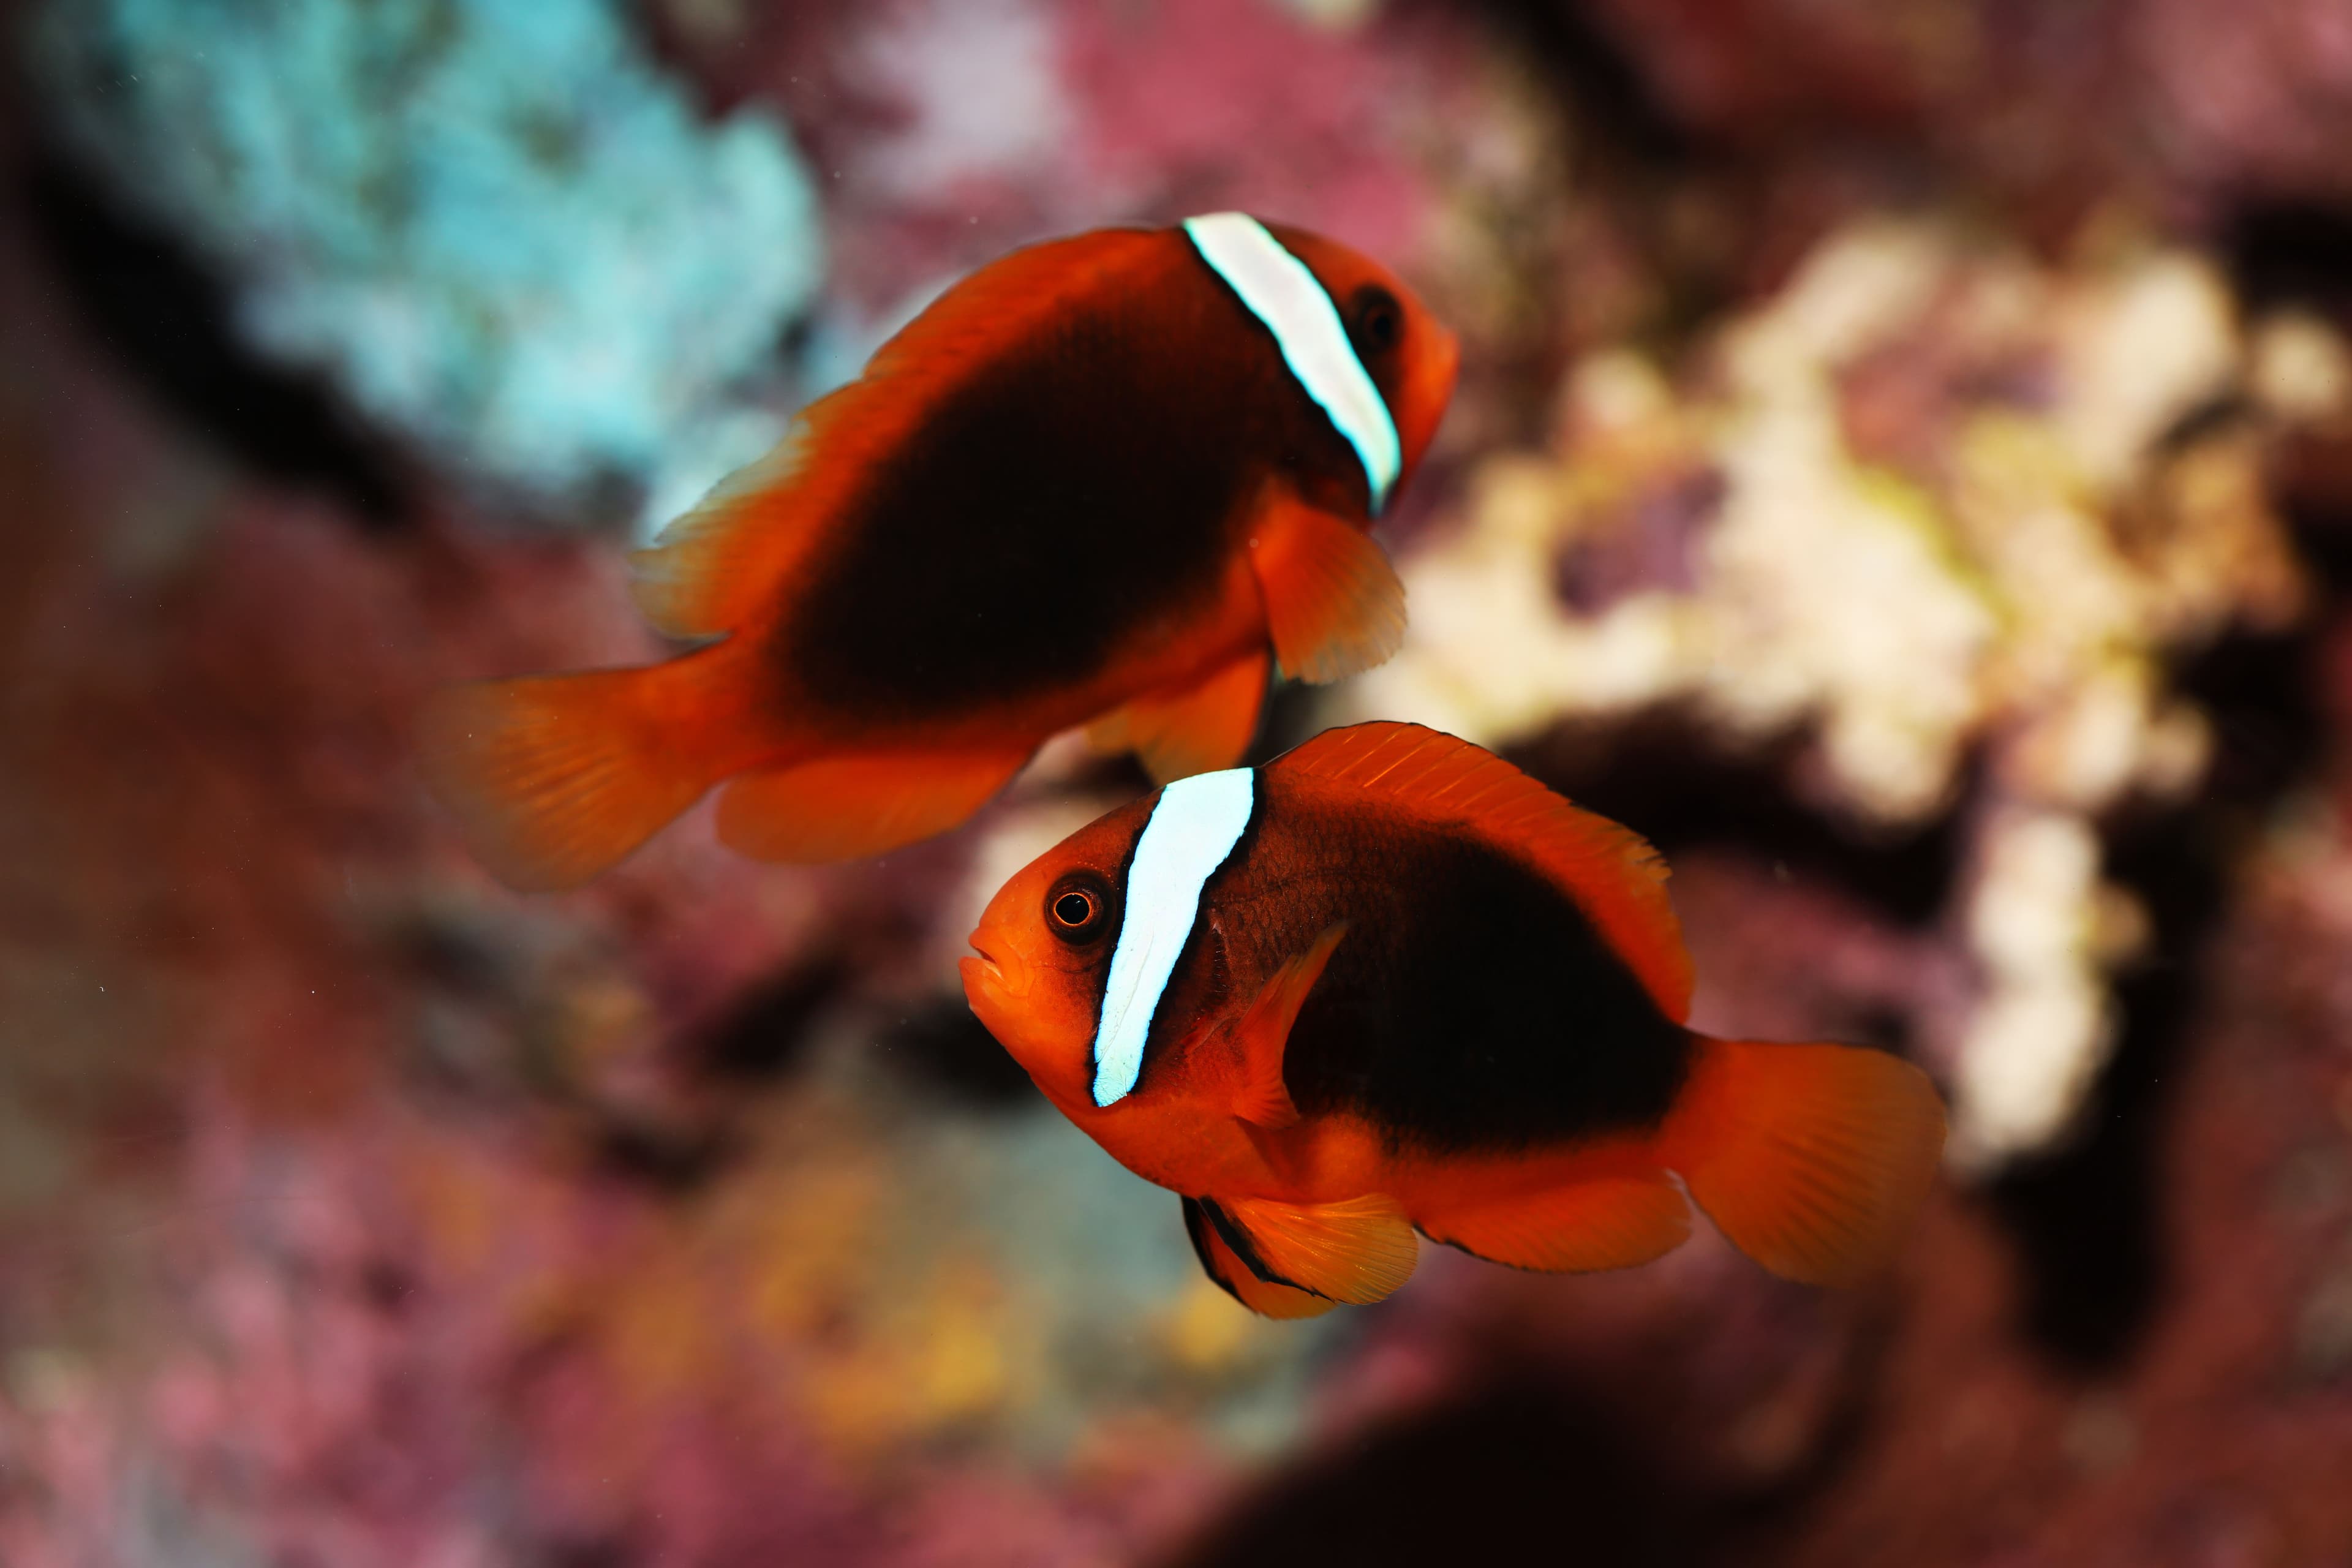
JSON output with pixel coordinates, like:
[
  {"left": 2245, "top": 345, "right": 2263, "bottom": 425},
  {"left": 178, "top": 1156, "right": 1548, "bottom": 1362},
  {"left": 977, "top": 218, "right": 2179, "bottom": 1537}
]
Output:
[
  {"left": 423, "top": 214, "right": 1458, "bottom": 889},
  {"left": 960, "top": 722, "right": 1945, "bottom": 1316}
]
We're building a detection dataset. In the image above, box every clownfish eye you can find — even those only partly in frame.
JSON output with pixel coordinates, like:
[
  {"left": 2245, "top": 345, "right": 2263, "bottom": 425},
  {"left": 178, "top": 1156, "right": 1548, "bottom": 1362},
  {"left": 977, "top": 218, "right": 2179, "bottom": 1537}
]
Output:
[
  {"left": 1351, "top": 286, "right": 1401, "bottom": 355},
  {"left": 1046, "top": 875, "right": 1112, "bottom": 944}
]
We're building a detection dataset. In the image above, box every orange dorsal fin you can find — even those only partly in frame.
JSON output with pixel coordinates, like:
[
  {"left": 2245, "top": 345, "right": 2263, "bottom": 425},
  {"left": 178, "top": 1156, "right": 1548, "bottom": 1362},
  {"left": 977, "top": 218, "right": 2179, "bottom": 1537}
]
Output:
[
  {"left": 1208, "top": 1193, "right": 1417, "bottom": 1306},
  {"left": 630, "top": 431, "right": 831, "bottom": 641},
  {"left": 1246, "top": 493, "right": 1406, "bottom": 685},
  {"left": 633, "top": 228, "right": 1167, "bottom": 640},
  {"left": 1084, "top": 650, "right": 1269, "bottom": 785},
  {"left": 1416, "top": 1174, "right": 1692, "bottom": 1273},
  {"left": 1182, "top": 1199, "right": 1335, "bottom": 1319},
  {"left": 1665, "top": 1037, "right": 1946, "bottom": 1287},
  {"left": 418, "top": 654, "right": 763, "bottom": 891},
  {"left": 1274, "top": 722, "right": 1694, "bottom": 1022},
  {"left": 1229, "top": 921, "right": 1348, "bottom": 1129},
  {"left": 714, "top": 745, "right": 1033, "bottom": 864}
]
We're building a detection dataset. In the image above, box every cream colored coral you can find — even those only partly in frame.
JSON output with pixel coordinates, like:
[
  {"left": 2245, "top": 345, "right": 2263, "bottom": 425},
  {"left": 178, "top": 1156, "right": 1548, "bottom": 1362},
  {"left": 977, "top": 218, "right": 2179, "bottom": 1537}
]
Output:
[{"left": 1341, "top": 217, "right": 2326, "bottom": 1165}]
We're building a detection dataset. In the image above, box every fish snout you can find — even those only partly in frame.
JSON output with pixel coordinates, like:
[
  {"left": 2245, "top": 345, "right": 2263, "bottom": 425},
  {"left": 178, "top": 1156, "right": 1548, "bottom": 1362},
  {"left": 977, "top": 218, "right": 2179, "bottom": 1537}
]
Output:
[
  {"left": 960, "top": 926, "right": 1031, "bottom": 1006},
  {"left": 957, "top": 954, "right": 998, "bottom": 1012},
  {"left": 959, "top": 931, "right": 1035, "bottom": 1057}
]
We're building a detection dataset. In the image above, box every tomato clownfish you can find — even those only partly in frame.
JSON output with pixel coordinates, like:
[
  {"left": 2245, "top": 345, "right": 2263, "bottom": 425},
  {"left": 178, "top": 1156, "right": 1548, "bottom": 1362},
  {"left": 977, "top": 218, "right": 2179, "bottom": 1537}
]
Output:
[
  {"left": 960, "top": 722, "right": 1947, "bottom": 1317},
  {"left": 421, "top": 215, "right": 1458, "bottom": 889}
]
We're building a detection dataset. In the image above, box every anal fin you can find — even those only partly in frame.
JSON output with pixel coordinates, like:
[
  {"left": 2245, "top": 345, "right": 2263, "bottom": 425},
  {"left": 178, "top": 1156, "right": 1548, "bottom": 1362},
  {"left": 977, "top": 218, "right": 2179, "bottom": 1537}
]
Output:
[
  {"left": 716, "top": 746, "right": 1031, "bottom": 863},
  {"left": 1183, "top": 1198, "right": 1333, "bottom": 1319},
  {"left": 1246, "top": 494, "right": 1406, "bottom": 685},
  {"left": 1208, "top": 1193, "right": 1417, "bottom": 1306},
  {"left": 1085, "top": 650, "right": 1269, "bottom": 785},
  {"left": 1417, "top": 1175, "right": 1692, "bottom": 1273}
]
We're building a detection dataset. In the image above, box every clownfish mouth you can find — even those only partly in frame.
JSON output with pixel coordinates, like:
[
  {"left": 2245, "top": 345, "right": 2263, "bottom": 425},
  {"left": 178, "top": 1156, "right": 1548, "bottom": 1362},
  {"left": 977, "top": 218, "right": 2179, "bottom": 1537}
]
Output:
[
  {"left": 959, "top": 931, "right": 1025, "bottom": 1008},
  {"left": 962, "top": 933, "right": 1003, "bottom": 979}
]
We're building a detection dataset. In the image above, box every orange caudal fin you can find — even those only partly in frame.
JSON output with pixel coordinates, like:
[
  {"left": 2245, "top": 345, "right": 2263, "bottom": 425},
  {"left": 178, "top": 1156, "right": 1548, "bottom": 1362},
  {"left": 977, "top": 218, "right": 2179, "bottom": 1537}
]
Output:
[
  {"left": 1665, "top": 1036, "right": 1947, "bottom": 1287},
  {"left": 419, "top": 653, "right": 761, "bottom": 891}
]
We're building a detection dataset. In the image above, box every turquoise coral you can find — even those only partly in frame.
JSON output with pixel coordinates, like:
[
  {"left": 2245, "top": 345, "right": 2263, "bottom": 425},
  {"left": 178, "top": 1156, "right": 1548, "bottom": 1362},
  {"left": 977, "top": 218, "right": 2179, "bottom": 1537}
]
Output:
[{"left": 34, "top": 0, "right": 824, "bottom": 526}]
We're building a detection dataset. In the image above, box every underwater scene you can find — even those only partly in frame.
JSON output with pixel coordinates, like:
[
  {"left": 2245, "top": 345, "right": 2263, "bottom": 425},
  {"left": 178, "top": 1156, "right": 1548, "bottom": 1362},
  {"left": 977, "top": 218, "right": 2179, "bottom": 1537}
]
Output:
[{"left": 5, "top": 0, "right": 2352, "bottom": 1562}]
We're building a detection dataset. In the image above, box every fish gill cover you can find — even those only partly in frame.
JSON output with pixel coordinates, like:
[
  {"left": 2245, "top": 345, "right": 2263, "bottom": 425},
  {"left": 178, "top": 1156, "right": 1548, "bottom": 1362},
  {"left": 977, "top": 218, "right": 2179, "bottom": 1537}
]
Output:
[{"left": 29, "top": 0, "right": 824, "bottom": 533}]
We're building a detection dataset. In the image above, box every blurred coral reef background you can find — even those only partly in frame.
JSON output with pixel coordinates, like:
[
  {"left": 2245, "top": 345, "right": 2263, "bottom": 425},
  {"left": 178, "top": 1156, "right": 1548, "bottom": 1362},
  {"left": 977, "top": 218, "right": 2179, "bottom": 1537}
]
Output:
[{"left": 4, "top": 0, "right": 2352, "bottom": 1563}]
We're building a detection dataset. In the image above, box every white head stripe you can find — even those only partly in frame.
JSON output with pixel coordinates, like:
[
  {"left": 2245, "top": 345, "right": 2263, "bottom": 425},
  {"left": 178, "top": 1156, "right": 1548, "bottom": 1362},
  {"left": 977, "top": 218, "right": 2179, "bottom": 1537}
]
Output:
[
  {"left": 1182, "top": 213, "right": 1403, "bottom": 514},
  {"left": 1090, "top": 768, "right": 1256, "bottom": 1107}
]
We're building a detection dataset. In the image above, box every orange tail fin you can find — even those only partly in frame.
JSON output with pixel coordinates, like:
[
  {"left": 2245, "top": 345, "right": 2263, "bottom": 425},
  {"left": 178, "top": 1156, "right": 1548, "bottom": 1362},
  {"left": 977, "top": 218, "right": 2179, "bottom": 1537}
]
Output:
[
  {"left": 418, "top": 653, "right": 763, "bottom": 891},
  {"left": 1664, "top": 1036, "right": 1945, "bottom": 1287}
]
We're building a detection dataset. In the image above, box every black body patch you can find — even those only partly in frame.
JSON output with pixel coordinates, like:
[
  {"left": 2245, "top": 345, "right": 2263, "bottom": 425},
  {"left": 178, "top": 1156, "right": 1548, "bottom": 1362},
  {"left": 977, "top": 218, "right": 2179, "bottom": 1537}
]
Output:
[
  {"left": 781, "top": 260, "right": 1359, "bottom": 719},
  {"left": 1192, "top": 803, "right": 1693, "bottom": 1155}
]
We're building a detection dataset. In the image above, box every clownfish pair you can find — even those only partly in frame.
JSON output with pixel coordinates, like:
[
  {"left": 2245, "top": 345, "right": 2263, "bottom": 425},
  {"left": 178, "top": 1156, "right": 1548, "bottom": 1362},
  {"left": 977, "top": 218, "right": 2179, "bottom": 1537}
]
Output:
[{"left": 426, "top": 215, "right": 1945, "bottom": 1313}]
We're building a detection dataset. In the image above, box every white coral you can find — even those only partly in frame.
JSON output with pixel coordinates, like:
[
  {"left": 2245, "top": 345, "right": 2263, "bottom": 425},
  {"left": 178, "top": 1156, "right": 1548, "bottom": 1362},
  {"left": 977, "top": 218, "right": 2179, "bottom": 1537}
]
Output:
[{"left": 1341, "top": 217, "right": 2320, "bottom": 1164}]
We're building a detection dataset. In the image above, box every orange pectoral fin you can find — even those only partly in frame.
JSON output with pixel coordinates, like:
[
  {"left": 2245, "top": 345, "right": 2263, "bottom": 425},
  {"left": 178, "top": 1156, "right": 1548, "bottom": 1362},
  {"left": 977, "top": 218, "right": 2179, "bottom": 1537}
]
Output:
[
  {"left": 1417, "top": 1175, "right": 1692, "bottom": 1273},
  {"left": 1246, "top": 494, "right": 1406, "bottom": 685},
  {"left": 1183, "top": 1198, "right": 1335, "bottom": 1319},
  {"left": 1229, "top": 921, "right": 1349, "bottom": 1129},
  {"left": 715, "top": 746, "right": 1032, "bottom": 863},
  {"left": 1666, "top": 1037, "right": 1947, "bottom": 1287},
  {"left": 1208, "top": 1193, "right": 1418, "bottom": 1306},
  {"left": 1084, "top": 650, "right": 1270, "bottom": 785}
]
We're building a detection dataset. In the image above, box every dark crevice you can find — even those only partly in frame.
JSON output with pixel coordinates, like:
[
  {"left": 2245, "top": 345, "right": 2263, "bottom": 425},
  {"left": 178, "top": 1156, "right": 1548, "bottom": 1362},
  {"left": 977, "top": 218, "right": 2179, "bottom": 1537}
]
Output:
[
  {"left": 2225, "top": 202, "right": 2352, "bottom": 315},
  {"left": 694, "top": 950, "right": 853, "bottom": 1082},
  {"left": 537, "top": 1536, "right": 635, "bottom": 1568},
  {"left": 872, "top": 995, "right": 1042, "bottom": 1110},
  {"left": 690, "top": 956, "right": 1041, "bottom": 1112},
  {"left": 2282, "top": 488, "right": 2352, "bottom": 587},
  {"left": 1991, "top": 624, "right": 2325, "bottom": 1370},
  {"left": 1975, "top": 408, "right": 2352, "bottom": 1362},
  {"left": 591, "top": 1120, "right": 732, "bottom": 1195},
  {"left": 20, "top": 143, "right": 411, "bottom": 528},
  {"left": 1460, "top": 0, "right": 1698, "bottom": 168},
  {"left": 1166, "top": 1380, "right": 1736, "bottom": 1568},
  {"left": 1509, "top": 709, "right": 1968, "bottom": 929},
  {"left": 1250, "top": 678, "right": 1332, "bottom": 769},
  {"left": 1984, "top": 834, "right": 2175, "bottom": 1371}
]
